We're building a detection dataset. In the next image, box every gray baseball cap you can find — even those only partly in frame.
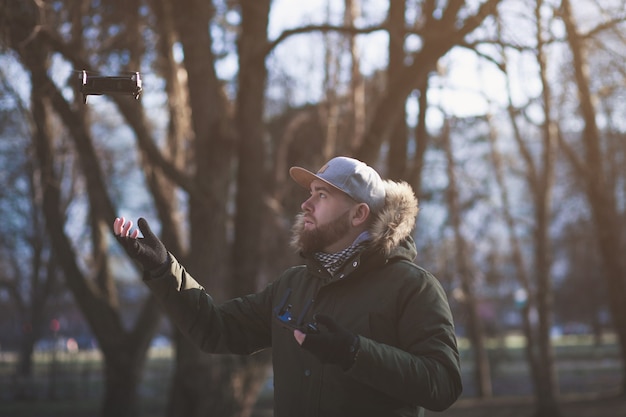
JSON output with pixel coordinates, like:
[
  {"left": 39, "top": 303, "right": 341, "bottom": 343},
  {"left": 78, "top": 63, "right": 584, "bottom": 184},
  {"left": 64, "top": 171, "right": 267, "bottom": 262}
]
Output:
[{"left": 289, "top": 156, "right": 386, "bottom": 213}]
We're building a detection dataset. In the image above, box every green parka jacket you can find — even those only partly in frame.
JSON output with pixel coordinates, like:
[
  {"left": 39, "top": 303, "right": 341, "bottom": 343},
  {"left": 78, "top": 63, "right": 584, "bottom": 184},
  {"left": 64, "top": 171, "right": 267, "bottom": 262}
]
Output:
[{"left": 144, "top": 181, "right": 462, "bottom": 417}]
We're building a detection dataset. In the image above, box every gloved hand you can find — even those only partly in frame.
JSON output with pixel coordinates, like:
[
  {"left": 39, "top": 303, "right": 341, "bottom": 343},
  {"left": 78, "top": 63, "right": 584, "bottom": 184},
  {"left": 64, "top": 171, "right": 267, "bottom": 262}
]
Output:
[
  {"left": 300, "top": 314, "right": 360, "bottom": 371},
  {"left": 113, "top": 217, "right": 168, "bottom": 271}
]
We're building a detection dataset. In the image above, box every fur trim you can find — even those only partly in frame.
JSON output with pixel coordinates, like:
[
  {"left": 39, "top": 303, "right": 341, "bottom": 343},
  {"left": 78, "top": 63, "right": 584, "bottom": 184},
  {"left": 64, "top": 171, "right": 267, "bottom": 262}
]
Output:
[
  {"left": 368, "top": 180, "right": 419, "bottom": 256},
  {"left": 290, "top": 213, "right": 307, "bottom": 252}
]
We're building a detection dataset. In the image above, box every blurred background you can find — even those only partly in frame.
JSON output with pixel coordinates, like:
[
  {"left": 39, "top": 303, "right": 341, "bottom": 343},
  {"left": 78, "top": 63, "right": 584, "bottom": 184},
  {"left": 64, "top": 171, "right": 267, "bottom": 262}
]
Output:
[{"left": 0, "top": 0, "right": 625, "bottom": 416}]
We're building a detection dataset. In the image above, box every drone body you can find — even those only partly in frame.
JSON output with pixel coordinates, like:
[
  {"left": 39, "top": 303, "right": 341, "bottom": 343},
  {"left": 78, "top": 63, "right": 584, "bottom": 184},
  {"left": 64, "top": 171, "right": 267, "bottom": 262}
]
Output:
[{"left": 80, "top": 70, "right": 142, "bottom": 103}]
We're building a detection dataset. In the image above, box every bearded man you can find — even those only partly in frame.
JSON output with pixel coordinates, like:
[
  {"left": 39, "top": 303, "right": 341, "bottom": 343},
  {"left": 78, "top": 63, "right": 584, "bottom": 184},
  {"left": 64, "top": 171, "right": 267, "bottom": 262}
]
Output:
[{"left": 113, "top": 156, "right": 462, "bottom": 417}]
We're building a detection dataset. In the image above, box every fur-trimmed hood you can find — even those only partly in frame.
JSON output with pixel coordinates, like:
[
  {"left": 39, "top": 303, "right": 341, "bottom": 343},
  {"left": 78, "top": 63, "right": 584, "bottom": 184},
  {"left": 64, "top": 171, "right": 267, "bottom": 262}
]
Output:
[{"left": 367, "top": 180, "right": 419, "bottom": 257}]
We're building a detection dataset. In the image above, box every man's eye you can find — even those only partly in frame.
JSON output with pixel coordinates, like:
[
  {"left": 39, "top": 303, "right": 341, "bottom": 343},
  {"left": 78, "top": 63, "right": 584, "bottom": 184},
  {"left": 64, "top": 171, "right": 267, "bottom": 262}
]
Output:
[{"left": 309, "top": 190, "right": 326, "bottom": 199}]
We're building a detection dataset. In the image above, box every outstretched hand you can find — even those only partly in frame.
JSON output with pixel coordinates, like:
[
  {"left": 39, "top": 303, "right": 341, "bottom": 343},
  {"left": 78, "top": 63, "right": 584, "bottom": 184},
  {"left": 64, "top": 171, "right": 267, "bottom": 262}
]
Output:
[
  {"left": 295, "top": 314, "right": 360, "bottom": 371},
  {"left": 113, "top": 217, "right": 168, "bottom": 271}
]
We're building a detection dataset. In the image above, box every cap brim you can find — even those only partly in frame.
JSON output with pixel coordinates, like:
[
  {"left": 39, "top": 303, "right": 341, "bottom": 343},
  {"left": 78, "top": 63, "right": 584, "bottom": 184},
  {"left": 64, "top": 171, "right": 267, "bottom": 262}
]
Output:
[
  {"left": 289, "top": 166, "right": 319, "bottom": 189},
  {"left": 289, "top": 166, "right": 345, "bottom": 196}
]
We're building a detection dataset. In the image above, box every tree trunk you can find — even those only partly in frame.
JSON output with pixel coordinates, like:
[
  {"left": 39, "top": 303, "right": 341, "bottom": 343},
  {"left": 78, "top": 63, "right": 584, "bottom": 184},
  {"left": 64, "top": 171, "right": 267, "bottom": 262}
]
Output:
[
  {"left": 386, "top": 0, "right": 408, "bottom": 179},
  {"left": 16, "top": 334, "right": 37, "bottom": 399},
  {"left": 530, "top": 3, "right": 560, "bottom": 415},
  {"left": 100, "top": 347, "right": 148, "bottom": 417},
  {"left": 164, "top": 1, "right": 273, "bottom": 415},
  {"left": 345, "top": 0, "right": 366, "bottom": 151},
  {"left": 167, "top": 343, "right": 271, "bottom": 417},
  {"left": 233, "top": 0, "right": 272, "bottom": 296},
  {"left": 408, "top": 78, "right": 430, "bottom": 197},
  {"left": 560, "top": 0, "right": 626, "bottom": 393}
]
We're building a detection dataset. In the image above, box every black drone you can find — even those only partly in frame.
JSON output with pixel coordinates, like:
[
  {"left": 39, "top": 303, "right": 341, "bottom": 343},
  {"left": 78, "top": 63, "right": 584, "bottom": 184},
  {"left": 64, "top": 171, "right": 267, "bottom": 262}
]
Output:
[{"left": 79, "top": 70, "right": 142, "bottom": 103}]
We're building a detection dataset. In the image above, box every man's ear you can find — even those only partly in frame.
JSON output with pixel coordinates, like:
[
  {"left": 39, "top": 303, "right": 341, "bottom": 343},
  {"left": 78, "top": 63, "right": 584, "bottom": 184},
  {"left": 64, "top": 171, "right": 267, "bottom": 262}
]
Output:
[{"left": 351, "top": 203, "right": 371, "bottom": 227}]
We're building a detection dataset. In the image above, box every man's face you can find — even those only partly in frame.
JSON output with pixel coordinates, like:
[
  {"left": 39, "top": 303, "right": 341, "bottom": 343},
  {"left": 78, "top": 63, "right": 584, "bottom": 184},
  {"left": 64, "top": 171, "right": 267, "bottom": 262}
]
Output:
[{"left": 293, "top": 179, "right": 357, "bottom": 253}]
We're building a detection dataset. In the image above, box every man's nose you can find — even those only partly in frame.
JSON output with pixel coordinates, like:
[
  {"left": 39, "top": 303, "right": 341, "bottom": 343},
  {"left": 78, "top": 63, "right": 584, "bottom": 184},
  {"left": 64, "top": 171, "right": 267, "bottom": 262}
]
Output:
[{"left": 301, "top": 196, "right": 313, "bottom": 212}]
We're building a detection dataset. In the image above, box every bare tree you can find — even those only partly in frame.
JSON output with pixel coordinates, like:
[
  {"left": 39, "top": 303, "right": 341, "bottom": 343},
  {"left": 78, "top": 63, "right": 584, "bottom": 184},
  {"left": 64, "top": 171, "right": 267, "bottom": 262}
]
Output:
[
  {"left": 487, "top": 2, "right": 562, "bottom": 415},
  {"left": 1, "top": 3, "right": 166, "bottom": 417},
  {"left": 0, "top": 89, "right": 64, "bottom": 398},
  {"left": 527, "top": 2, "right": 561, "bottom": 415},
  {"left": 558, "top": 0, "right": 626, "bottom": 394},
  {"left": 441, "top": 118, "right": 493, "bottom": 397},
  {"left": 355, "top": 0, "right": 501, "bottom": 166}
]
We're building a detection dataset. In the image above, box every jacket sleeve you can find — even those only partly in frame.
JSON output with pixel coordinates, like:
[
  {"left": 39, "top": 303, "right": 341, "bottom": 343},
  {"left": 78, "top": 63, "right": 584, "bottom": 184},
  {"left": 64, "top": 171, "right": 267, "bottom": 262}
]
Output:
[
  {"left": 143, "top": 253, "right": 273, "bottom": 355},
  {"left": 346, "top": 266, "right": 462, "bottom": 411}
]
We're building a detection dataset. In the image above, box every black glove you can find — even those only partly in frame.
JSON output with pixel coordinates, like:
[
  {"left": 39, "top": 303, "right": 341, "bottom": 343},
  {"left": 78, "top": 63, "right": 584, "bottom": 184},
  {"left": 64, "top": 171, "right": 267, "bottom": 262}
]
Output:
[
  {"left": 301, "top": 314, "right": 360, "bottom": 371},
  {"left": 116, "top": 217, "right": 168, "bottom": 271}
]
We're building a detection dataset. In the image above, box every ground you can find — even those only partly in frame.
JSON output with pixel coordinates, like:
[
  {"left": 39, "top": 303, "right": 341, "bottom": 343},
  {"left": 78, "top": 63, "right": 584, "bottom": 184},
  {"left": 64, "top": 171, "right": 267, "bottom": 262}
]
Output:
[
  {"left": 248, "top": 391, "right": 626, "bottom": 417},
  {"left": 424, "top": 393, "right": 626, "bottom": 417},
  {"left": 2, "top": 390, "right": 625, "bottom": 417}
]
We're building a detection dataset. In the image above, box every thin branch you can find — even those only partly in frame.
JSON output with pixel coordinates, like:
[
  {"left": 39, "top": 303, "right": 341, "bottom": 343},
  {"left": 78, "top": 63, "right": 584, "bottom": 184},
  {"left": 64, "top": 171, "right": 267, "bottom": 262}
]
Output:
[{"left": 265, "top": 23, "right": 387, "bottom": 56}]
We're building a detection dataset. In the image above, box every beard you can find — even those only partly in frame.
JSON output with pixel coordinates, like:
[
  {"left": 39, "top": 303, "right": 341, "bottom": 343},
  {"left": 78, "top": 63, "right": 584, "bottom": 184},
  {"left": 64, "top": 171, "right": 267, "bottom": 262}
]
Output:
[{"left": 291, "top": 209, "right": 351, "bottom": 253}]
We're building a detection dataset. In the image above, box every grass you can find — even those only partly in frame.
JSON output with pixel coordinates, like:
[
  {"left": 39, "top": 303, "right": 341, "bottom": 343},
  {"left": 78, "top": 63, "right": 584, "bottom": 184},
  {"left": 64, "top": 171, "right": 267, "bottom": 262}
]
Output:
[{"left": 0, "top": 347, "right": 172, "bottom": 417}]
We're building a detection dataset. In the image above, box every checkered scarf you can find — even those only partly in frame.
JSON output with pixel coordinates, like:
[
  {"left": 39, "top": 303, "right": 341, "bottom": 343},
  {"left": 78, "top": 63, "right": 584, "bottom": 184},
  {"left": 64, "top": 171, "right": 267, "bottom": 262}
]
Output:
[{"left": 313, "top": 232, "right": 370, "bottom": 277}]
